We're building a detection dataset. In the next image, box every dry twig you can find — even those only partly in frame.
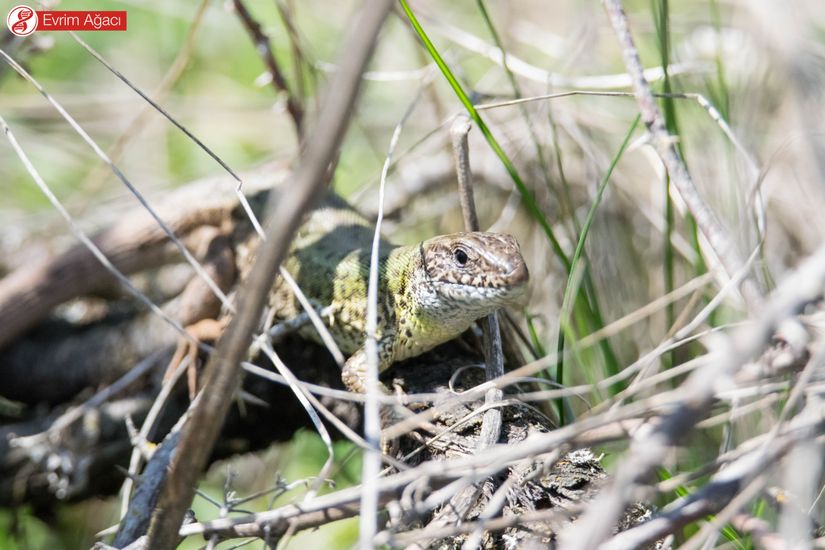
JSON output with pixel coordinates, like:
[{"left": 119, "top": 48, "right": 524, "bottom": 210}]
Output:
[{"left": 146, "top": 0, "right": 394, "bottom": 546}]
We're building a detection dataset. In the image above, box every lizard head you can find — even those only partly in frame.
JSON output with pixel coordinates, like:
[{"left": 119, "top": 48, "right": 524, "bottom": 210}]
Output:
[{"left": 416, "top": 232, "right": 529, "bottom": 319}]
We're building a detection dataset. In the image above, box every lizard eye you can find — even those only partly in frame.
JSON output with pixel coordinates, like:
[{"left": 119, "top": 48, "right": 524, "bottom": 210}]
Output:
[{"left": 454, "top": 247, "right": 468, "bottom": 266}]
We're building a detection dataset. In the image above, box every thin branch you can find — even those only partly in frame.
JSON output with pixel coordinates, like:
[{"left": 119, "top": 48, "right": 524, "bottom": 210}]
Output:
[
  {"left": 233, "top": 0, "right": 304, "bottom": 138},
  {"left": 277, "top": 266, "right": 346, "bottom": 366},
  {"left": 72, "top": 0, "right": 209, "bottom": 209},
  {"left": 418, "top": 114, "right": 506, "bottom": 546},
  {"left": 120, "top": 358, "right": 191, "bottom": 518},
  {"left": 67, "top": 32, "right": 268, "bottom": 258},
  {"left": 274, "top": 0, "right": 311, "bottom": 103},
  {"left": 475, "top": 90, "right": 759, "bottom": 179},
  {"left": 0, "top": 47, "right": 236, "bottom": 316},
  {"left": 423, "top": 14, "right": 708, "bottom": 90},
  {"left": 449, "top": 115, "right": 505, "bottom": 447},
  {"left": 451, "top": 115, "right": 480, "bottom": 232},
  {"left": 256, "top": 338, "right": 334, "bottom": 504},
  {"left": 361, "top": 77, "right": 423, "bottom": 547},
  {"left": 0, "top": 113, "right": 194, "bottom": 349},
  {"left": 113, "top": 423, "right": 185, "bottom": 546}
]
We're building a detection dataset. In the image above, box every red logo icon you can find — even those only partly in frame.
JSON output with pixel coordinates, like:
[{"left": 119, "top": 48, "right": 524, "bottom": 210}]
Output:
[{"left": 7, "top": 5, "right": 38, "bottom": 36}]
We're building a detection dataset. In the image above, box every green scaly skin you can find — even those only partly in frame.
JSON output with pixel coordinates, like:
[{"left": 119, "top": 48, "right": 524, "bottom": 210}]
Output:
[{"left": 256, "top": 193, "right": 529, "bottom": 395}]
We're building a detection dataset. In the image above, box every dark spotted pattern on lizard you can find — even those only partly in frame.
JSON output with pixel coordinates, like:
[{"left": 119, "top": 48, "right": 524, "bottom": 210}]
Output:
[{"left": 238, "top": 192, "right": 529, "bottom": 394}]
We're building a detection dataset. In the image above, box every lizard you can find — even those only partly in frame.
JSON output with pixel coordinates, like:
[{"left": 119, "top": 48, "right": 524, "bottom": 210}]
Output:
[
  {"left": 0, "top": 171, "right": 529, "bottom": 407},
  {"left": 236, "top": 192, "right": 530, "bottom": 397}
]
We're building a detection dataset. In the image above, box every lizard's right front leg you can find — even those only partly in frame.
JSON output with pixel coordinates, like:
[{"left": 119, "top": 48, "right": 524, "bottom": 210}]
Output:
[
  {"left": 165, "top": 317, "right": 228, "bottom": 397},
  {"left": 340, "top": 341, "right": 395, "bottom": 395},
  {"left": 163, "top": 230, "right": 235, "bottom": 397},
  {"left": 341, "top": 342, "right": 408, "bottom": 453}
]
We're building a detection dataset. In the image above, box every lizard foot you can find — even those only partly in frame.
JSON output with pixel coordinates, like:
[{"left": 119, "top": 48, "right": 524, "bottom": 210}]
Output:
[
  {"left": 341, "top": 346, "right": 427, "bottom": 455},
  {"left": 379, "top": 405, "right": 407, "bottom": 456},
  {"left": 379, "top": 401, "right": 429, "bottom": 456},
  {"left": 163, "top": 317, "right": 227, "bottom": 399}
]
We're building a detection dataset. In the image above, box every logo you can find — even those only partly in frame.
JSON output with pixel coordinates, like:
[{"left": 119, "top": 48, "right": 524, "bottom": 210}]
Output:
[
  {"left": 6, "top": 5, "right": 37, "bottom": 36},
  {"left": 5, "top": 6, "right": 127, "bottom": 34}
]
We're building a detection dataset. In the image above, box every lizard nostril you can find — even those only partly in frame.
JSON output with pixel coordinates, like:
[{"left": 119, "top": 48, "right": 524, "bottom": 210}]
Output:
[{"left": 508, "top": 258, "right": 529, "bottom": 285}]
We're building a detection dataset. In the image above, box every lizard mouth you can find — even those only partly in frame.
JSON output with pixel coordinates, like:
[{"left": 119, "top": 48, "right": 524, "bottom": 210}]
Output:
[{"left": 430, "top": 278, "right": 528, "bottom": 308}]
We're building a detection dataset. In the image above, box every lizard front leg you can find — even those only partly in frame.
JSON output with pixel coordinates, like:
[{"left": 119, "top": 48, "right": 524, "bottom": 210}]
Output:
[
  {"left": 165, "top": 317, "right": 229, "bottom": 397},
  {"left": 342, "top": 340, "right": 413, "bottom": 454},
  {"left": 163, "top": 230, "right": 235, "bottom": 397},
  {"left": 340, "top": 339, "right": 395, "bottom": 395}
]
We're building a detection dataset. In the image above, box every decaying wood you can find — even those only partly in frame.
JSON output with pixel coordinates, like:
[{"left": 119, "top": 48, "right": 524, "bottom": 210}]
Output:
[
  {"left": 0, "top": 167, "right": 278, "bottom": 405},
  {"left": 0, "top": 163, "right": 282, "bottom": 351},
  {"left": 1, "top": 322, "right": 642, "bottom": 547},
  {"left": 0, "top": 330, "right": 360, "bottom": 507},
  {"left": 0, "top": 157, "right": 653, "bottom": 547}
]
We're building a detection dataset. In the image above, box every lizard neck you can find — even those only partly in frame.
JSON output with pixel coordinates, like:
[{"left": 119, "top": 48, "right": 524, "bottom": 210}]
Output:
[
  {"left": 384, "top": 244, "right": 420, "bottom": 319},
  {"left": 384, "top": 244, "right": 479, "bottom": 361}
]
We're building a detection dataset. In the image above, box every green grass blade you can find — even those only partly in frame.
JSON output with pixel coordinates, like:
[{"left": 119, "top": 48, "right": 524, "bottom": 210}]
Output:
[
  {"left": 400, "top": 1, "right": 624, "bottom": 398},
  {"left": 399, "top": 0, "right": 568, "bottom": 269},
  {"left": 653, "top": 0, "right": 677, "bottom": 357},
  {"left": 658, "top": 468, "right": 748, "bottom": 549},
  {"left": 558, "top": 114, "right": 640, "bottom": 395}
]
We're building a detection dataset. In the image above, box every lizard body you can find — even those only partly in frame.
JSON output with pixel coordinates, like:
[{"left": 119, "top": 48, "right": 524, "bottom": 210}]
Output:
[{"left": 244, "top": 193, "right": 530, "bottom": 394}]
